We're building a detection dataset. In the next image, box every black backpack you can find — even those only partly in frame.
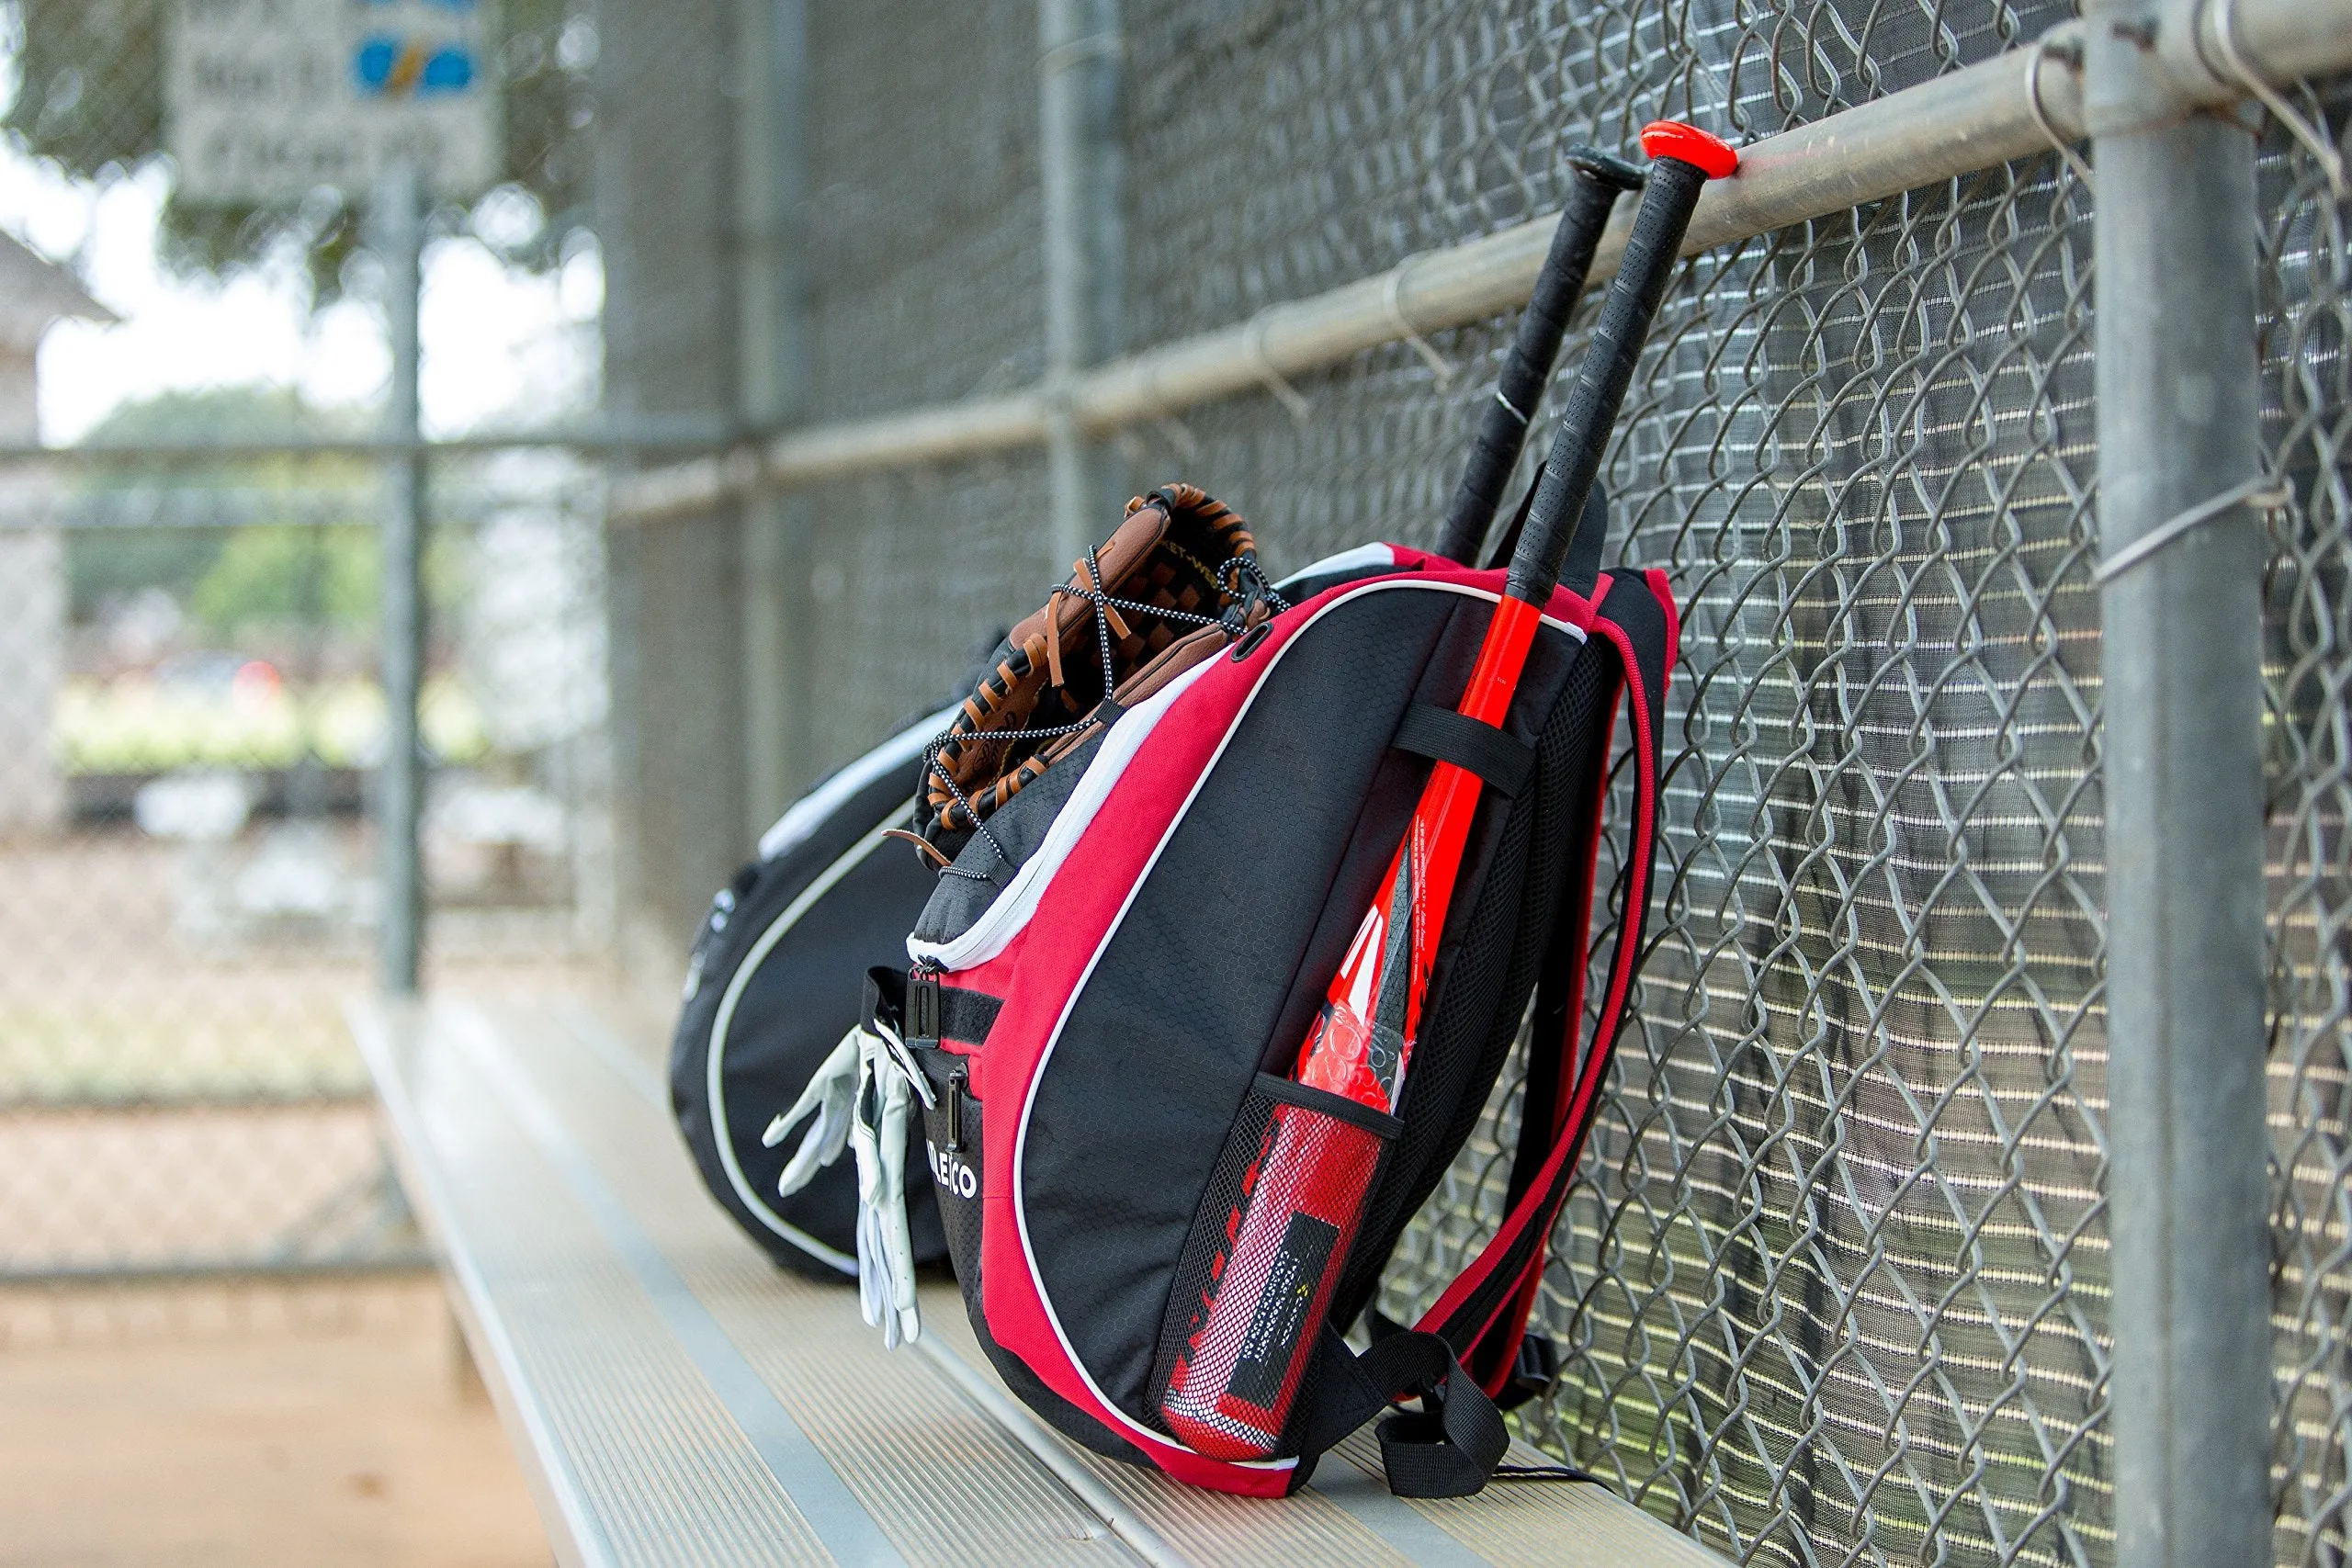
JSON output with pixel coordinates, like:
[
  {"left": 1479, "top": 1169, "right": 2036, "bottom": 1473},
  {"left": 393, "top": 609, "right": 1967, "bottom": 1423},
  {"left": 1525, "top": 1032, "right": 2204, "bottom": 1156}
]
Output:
[{"left": 669, "top": 709, "right": 955, "bottom": 1279}]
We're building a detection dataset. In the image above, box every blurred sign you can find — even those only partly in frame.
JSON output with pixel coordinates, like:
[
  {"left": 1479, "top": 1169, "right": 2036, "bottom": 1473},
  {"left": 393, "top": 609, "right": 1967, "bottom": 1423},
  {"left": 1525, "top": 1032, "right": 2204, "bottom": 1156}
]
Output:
[{"left": 166, "top": 0, "right": 501, "bottom": 204}]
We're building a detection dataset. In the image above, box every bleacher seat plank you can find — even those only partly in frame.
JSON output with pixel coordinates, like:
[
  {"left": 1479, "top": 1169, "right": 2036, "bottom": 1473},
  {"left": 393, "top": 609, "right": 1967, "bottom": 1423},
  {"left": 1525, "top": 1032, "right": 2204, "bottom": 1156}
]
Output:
[{"left": 352, "top": 994, "right": 1726, "bottom": 1568}]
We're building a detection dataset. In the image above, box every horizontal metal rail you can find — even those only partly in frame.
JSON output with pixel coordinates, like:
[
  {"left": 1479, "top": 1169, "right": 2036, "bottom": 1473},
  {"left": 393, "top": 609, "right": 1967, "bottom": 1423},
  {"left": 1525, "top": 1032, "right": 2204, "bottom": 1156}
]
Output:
[
  {"left": 0, "top": 480, "right": 603, "bottom": 530},
  {"left": 0, "top": 416, "right": 732, "bottom": 465},
  {"left": 0, "top": 1254, "right": 435, "bottom": 1286},
  {"left": 2, "top": 1089, "right": 377, "bottom": 1111},
  {"left": 610, "top": 0, "right": 2352, "bottom": 524}
]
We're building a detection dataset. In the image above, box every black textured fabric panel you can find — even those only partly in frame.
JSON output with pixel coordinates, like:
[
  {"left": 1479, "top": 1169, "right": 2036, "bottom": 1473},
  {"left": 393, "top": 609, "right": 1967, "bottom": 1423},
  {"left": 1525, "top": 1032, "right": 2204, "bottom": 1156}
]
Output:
[
  {"left": 1392, "top": 702, "right": 1538, "bottom": 796},
  {"left": 1022, "top": 583, "right": 1581, "bottom": 1424},
  {"left": 668, "top": 764, "right": 947, "bottom": 1279},
  {"left": 1504, "top": 660, "right": 1621, "bottom": 1216},
  {"left": 911, "top": 1038, "right": 1147, "bottom": 1464}
]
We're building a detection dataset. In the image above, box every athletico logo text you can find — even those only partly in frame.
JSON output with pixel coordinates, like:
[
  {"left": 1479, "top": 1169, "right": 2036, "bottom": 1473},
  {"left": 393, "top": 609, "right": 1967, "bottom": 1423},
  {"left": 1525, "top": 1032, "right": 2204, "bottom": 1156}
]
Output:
[{"left": 928, "top": 1142, "right": 978, "bottom": 1200}]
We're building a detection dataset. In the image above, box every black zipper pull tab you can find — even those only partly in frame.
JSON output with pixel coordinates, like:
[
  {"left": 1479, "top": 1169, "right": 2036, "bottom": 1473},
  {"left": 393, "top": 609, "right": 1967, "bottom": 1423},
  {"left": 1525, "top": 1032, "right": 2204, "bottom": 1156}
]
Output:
[
  {"left": 908, "top": 964, "right": 942, "bottom": 1045},
  {"left": 945, "top": 1066, "right": 967, "bottom": 1153}
]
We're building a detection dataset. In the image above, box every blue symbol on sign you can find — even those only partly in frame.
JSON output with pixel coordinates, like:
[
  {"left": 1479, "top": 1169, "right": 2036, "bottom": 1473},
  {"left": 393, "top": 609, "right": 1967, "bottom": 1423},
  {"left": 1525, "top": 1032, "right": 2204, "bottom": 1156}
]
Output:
[
  {"left": 422, "top": 48, "right": 474, "bottom": 90},
  {"left": 355, "top": 36, "right": 477, "bottom": 97}
]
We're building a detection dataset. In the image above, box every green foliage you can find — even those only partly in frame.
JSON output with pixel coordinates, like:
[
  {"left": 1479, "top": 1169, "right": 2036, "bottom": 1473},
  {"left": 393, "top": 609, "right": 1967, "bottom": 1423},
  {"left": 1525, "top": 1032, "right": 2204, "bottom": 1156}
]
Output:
[
  {"left": 190, "top": 523, "right": 376, "bottom": 633},
  {"left": 77, "top": 385, "right": 358, "bottom": 447},
  {"left": 179, "top": 519, "right": 469, "bottom": 639},
  {"left": 4, "top": 0, "right": 596, "bottom": 298},
  {"left": 65, "top": 526, "right": 222, "bottom": 615},
  {"left": 63, "top": 387, "right": 372, "bottom": 622}
]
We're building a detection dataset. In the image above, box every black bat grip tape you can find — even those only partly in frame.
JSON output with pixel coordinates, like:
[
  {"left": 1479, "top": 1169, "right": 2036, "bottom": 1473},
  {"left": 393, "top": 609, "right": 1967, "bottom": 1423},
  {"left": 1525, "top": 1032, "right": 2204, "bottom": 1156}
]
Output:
[
  {"left": 1505, "top": 153, "right": 1710, "bottom": 607},
  {"left": 1434, "top": 150, "right": 1644, "bottom": 565}
]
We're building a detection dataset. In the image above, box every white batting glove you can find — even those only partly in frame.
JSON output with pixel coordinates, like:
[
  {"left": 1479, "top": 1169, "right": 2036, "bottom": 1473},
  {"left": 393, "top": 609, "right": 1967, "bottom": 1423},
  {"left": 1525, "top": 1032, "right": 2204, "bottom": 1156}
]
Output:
[
  {"left": 762, "top": 1028, "right": 860, "bottom": 1198},
  {"left": 849, "top": 1027, "right": 922, "bottom": 1348}
]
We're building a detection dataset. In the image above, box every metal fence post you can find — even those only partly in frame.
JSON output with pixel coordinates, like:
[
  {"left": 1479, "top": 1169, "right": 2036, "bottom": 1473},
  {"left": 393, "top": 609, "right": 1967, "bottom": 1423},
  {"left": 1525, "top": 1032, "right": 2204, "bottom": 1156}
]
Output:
[
  {"left": 739, "top": 0, "right": 814, "bottom": 822},
  {"left": 1039, "top": 0, "right": 1122, "bottom": 574},
  {"left": 2086, "top": 4, "right": 2273, "bottom": 1562},
  {"left": 375, "top": 164, "right": 425, "bottom": 998}
]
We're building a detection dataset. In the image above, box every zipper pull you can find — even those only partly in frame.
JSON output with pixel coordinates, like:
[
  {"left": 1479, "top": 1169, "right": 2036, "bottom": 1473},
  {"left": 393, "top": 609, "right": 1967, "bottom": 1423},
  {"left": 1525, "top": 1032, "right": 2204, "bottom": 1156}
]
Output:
[
  {"left": 908, "top": 963, "right": 942, "bottom": 1044},
  {"left": 946, "top": 1066, "right": 967, "bottom": 1153}
]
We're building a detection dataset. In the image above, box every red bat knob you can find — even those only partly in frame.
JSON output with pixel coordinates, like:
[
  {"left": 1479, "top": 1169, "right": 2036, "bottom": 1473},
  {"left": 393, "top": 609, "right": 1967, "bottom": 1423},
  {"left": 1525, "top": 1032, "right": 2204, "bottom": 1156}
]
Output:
[{"left": 1638, "top": 120, "right": 1740, "bottom": 179}]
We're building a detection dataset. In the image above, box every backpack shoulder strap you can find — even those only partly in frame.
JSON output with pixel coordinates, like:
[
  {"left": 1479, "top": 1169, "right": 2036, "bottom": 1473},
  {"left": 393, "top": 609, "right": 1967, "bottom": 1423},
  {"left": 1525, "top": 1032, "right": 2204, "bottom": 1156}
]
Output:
[{"left": 1417, "top": 570, "right": 1675, "bottom": 1397}]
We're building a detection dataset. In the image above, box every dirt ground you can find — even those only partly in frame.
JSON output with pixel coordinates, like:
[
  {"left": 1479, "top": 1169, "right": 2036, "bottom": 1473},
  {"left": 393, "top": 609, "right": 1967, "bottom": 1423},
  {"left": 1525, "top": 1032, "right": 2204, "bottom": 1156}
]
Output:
[{"left": 0, "top": 1275, "right": 550, "bottom": 1568}]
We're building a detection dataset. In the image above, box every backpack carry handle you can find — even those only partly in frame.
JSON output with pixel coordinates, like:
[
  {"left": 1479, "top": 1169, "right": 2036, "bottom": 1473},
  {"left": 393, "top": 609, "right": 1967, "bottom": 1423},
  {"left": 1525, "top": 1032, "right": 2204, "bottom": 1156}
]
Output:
[
  {"left": 1503, "top": 121, "right": 1738, "bottom": 607},
  {"left": 1433, "top": 146, "right": 1644, "bottom": 566}
]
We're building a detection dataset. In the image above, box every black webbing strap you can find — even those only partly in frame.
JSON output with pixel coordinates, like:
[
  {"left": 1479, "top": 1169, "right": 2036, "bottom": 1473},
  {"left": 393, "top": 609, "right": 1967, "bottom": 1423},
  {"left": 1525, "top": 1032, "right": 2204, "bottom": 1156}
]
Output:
[
  {"left": 1481, "top": 463, "right": 1543, "bottom": 570},
  {"left": 1367, "top": 1304, "right": 1555, "bottom": 1413},
  {"left": 1559, "top": 483, "right": 1611, "bottom": 601},
  {"left": 939, "top": 987, "right": 1001, "bottom": 1048},
  {"left": 1392, "top": 704, "right": 1538, "bottom": 796},
  {"left": 1296, "top": 1325, "right": 1508, "bottom": 1497},
  {"left": 904, "top": 968, "right": 1003, "bottom": 1049}
]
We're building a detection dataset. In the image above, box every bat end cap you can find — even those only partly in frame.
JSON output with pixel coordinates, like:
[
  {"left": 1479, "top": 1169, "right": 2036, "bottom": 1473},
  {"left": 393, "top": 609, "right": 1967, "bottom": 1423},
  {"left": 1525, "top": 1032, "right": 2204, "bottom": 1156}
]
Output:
[{"left": 1640, "top": 121, "right": 1739, "bottom": 178}]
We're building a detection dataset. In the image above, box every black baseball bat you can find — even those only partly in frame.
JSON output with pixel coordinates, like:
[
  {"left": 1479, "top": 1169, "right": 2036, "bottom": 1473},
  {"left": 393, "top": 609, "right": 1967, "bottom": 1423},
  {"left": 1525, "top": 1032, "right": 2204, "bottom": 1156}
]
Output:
[
  {"left": 1434, "top": 146, "right": 1644, "bottom": 565},
  {"left": 1506, "top": 122, "right": 1736, "bottom": 604}
]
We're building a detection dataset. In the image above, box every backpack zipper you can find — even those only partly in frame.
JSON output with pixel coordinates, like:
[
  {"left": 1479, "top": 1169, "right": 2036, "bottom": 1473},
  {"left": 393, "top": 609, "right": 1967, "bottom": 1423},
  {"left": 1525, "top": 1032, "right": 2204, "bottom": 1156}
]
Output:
[{"left": 908, "top": 961, "right": 942, "bottom": 1043}]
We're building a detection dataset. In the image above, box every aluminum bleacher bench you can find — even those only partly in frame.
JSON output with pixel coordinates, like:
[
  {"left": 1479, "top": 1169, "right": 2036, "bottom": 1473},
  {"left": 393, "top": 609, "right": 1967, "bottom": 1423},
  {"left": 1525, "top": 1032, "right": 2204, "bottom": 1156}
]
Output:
[{"left": 350, "top": 994, "right": 1726, "bottom": 1568}]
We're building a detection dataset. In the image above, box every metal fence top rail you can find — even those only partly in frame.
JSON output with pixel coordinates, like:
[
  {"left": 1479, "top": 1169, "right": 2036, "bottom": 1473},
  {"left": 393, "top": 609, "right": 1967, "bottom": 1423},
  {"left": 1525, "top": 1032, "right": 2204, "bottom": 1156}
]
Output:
[
  {"left": 0, "top": 418, "right": 734, "bottom": 464},
  {"left": 608, "top": 0, "right": 2349, "bottom": 525}
]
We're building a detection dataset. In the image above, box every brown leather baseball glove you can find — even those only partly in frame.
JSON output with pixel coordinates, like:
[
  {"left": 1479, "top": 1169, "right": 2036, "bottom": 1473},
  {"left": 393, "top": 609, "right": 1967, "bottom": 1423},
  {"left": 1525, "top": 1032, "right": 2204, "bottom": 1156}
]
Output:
[{"left": 916, "top": 483, "right": 1281, "bottom": 863}]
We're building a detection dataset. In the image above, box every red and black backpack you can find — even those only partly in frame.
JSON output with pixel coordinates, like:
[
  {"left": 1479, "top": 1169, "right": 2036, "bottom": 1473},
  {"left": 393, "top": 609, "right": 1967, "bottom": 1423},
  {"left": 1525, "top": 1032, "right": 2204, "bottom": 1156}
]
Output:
[
  {"left": 881, "top": 486, "right": 1677, "bottom": 1497},
  {"left": 847, "top": 120, "right": 1728, "bottom": 1498}
]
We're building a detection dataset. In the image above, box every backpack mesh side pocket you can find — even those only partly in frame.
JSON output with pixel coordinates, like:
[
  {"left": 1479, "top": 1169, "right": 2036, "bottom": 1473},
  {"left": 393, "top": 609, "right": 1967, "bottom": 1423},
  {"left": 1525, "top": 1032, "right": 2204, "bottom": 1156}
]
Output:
[{"left": 1148, "top": 1075, "right": 1400, "bottom": 1459}]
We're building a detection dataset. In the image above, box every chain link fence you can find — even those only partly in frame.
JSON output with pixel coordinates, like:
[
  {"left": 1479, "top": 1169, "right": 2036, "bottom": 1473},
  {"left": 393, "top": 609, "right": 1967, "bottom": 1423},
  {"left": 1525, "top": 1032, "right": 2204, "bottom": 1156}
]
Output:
[
  {"left": 0, "top": 0, "right": 612, "bottom": 1281},
  {"left": 642, "top": 3, "right": 2345, "bottom": 1565},
  {"left": 8, "top": 0, "right": 2348, "bottom": 1563},
  {"left": 2256, "top": 77, "right": 2352, "bottom": 1568}
]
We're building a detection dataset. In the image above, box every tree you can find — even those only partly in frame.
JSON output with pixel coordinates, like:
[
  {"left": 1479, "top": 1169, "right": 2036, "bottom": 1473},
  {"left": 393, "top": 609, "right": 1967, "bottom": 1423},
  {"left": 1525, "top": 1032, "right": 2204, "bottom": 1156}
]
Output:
[
  {"left": 4, "top": 0, "right": 596, "bottom": 299},
  {"left": 190, "top": 521, "right": 376, "bottom": 635},
  {"left": 62, "top": 387, "right": 372, "bottom": 622}
]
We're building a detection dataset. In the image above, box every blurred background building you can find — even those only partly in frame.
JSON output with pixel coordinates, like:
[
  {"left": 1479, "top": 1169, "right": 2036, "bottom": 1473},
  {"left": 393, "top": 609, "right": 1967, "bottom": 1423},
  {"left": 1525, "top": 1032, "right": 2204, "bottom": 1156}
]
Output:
[{"left": 0, "top": 233, "right": 106, "bottom": 840}]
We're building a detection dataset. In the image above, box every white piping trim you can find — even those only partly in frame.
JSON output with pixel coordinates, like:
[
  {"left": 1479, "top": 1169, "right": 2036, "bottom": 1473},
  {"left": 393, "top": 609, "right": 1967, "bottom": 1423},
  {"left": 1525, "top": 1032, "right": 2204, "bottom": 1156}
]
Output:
[
  {"left": 904, "top": 543, "right": 1404, "bottom": 971},
  {"left": 906, "top": 655, "right": 1219, "bottom": 972},
  {"left": 707, "top": 814, "right": 911, "bottom": 1276},
  {"left": 1273, "top": 541, "right": 1396, "bottom": 589},
  {"left": 756, "top": 705, "right": 956, "bottom": 863},
  {"left": 1008, "top": 577, "right": 1585, "bottom": 1456}
]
